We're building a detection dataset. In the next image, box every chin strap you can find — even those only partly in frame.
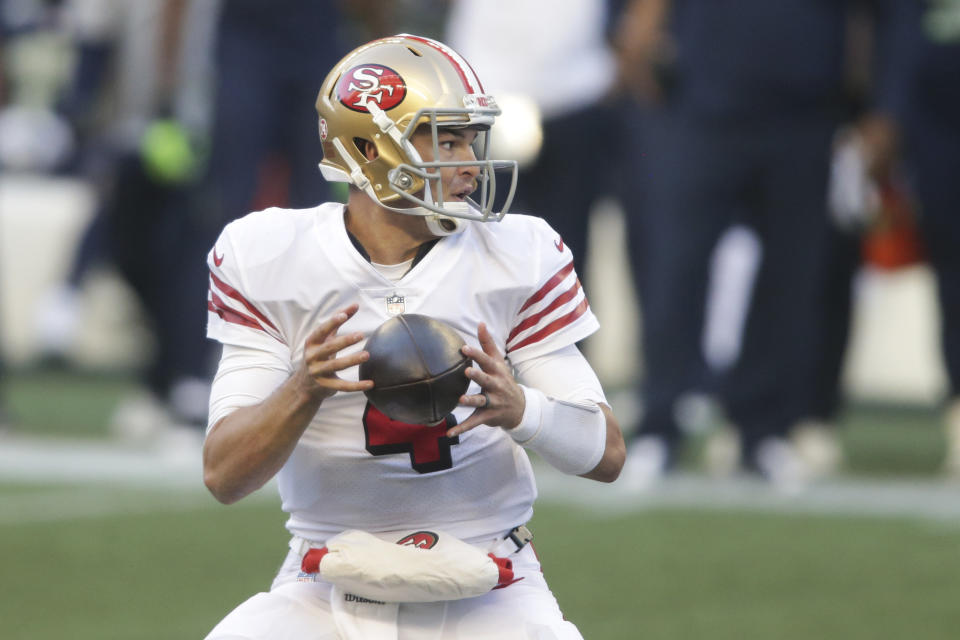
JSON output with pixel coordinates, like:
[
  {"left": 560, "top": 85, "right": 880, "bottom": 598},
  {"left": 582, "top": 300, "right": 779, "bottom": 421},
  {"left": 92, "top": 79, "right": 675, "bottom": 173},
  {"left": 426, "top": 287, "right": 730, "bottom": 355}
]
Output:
[
  {"left": 425, "top": 213, "right": 466, "bottom": 236},
  {"left": 331, "top": 138, "right": 370, "bottom": 190}
]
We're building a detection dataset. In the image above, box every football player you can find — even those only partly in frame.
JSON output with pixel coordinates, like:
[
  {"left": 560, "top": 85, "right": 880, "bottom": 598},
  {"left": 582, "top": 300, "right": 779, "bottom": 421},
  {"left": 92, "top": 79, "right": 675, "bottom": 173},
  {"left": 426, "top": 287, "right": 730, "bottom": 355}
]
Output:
[{"left": 202, "top": 34, "right": 625, "bottom": 639}]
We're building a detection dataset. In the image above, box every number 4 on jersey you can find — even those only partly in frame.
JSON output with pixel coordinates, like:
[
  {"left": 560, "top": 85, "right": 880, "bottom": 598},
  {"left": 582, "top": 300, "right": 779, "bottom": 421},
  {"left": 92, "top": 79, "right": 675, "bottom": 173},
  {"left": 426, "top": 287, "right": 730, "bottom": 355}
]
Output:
[{"left": 362, "top": 403, "right": 460, "bottom": 473}]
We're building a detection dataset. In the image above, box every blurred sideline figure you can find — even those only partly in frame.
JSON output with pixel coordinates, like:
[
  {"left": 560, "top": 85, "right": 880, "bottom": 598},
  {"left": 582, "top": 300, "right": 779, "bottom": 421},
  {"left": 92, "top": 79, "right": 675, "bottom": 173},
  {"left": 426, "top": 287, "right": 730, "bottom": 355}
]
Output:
[
  {"left": 789, "top": 2, "right": 913, "bottom": 481},
  {"left": 740, "top": 1, "right": 960, "bottom": 482},
  {"left": 616, "top": 0, "right": 912, "bottom": 490},
  {"left": 31, "top": 0, "right": 221, "bottom": 444},
  {"left": 898, "top": 1, "right": 960, "bottom": 477},
  {"left": 0, "top": 0, "right": 11, "bottom": 430},
  {"left": 445, "top": 0, "right": 627, "bottom": 284},
  {"left": 1, "top": 0, "right": 91, "bottom": 429}
]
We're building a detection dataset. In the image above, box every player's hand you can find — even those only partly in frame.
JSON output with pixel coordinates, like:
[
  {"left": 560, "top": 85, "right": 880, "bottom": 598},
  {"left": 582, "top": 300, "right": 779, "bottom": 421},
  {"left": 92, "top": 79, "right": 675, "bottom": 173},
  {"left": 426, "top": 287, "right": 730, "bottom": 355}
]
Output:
[
  {"left": 447, "top": 323, "right": 524, "bottom": 437},
  {"left": 297, "top": 303, "right": 373, "bottom": 401}
]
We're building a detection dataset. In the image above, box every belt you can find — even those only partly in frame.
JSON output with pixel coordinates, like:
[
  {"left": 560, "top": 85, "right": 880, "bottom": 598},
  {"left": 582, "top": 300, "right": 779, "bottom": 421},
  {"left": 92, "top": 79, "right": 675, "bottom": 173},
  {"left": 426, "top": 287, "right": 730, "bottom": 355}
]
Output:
[
  {"left": 289, "top": 525, "right": 533, "bottom": 559},
  {"left": 489, "top": 525, "right": 534, "bottom": 557}
]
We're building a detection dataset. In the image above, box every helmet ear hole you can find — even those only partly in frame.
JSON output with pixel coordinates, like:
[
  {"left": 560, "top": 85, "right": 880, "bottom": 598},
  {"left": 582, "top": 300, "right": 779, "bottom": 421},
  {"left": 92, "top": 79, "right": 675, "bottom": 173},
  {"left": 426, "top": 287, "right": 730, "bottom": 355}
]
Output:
[{"left": 354, "top": 137, "right": 378, "bottom": 161}]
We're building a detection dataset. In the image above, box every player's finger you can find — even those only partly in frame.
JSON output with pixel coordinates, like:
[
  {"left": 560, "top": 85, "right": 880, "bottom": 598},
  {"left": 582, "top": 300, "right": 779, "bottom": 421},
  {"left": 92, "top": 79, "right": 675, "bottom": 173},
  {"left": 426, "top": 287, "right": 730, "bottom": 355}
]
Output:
[
  {"left": 307, "top": 351, "right": 370, "bottom": 377},
  {"left": 467, "top": 324, "right": 510, "bottom": 372},
  {"left": 476, "top": 323, "right": 502, "bottom": 357},
  {"left": 447, "top": 413, "right": 486, "bottom": 437},
  {"left": 450, "top": 389, "right": 502, "bottom": 435},
  {"left": 461, "top": 343, "right": 506, "bottom": 375},
  {"left": 312, "top": 376, "right": 375, "bottom": 393},
  {"left": 306, "top": 304, "right": 360, "bottom": 344},
  {"left": 464, "top": 365, "right": 497, "bottom": 390},
  {"left": 461, "top": 343, "right": 486, "bottom": 368},
  {"left": 461, "top": 325, "right": 501, "bottom": 364},
  {"left": 304, "top": 332, "right": 365, "bottom": 361},
  {"left": 458, "top": 391, "right": 489, "bottom": 409}
]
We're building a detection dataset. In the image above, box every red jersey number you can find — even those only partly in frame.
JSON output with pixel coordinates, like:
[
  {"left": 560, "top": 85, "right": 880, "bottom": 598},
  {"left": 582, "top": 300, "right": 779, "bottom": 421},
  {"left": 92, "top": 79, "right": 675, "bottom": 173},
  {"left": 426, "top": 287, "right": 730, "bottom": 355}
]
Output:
[{"left": 362, "top": 403, "right": 460, "bottom": 473}]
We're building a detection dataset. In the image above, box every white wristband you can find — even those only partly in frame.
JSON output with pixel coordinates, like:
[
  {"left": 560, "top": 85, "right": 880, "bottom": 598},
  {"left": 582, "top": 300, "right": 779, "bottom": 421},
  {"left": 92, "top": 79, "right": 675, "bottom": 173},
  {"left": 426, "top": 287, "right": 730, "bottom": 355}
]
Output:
[
  {"left": 509, "top": 386, "right": 545, "bottom": 443},
  {"left": 507, "top": 385, "right": 606, "bottom": 476}
]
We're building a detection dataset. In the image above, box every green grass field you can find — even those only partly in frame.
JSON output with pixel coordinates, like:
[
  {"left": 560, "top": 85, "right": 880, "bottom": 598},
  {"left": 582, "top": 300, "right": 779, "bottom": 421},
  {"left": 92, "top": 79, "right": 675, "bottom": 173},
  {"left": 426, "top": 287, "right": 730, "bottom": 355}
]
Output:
[{"left": 2, "top": 371, "right": 959, "bottom": 639}]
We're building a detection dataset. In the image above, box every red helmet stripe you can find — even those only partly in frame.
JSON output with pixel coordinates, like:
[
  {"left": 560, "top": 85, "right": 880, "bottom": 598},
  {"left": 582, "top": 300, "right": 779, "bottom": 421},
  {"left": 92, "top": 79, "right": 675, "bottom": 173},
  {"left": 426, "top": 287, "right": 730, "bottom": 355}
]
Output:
[{"left": 403, "top": 35, "right": 483, "bottom": 94}]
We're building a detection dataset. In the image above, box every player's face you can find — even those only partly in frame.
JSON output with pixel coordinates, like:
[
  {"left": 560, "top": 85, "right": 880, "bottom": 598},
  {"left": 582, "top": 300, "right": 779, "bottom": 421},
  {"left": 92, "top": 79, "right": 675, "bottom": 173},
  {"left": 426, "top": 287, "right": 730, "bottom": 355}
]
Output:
[{"left": 410, "top": 126, "right": 481, "bottom": 206}]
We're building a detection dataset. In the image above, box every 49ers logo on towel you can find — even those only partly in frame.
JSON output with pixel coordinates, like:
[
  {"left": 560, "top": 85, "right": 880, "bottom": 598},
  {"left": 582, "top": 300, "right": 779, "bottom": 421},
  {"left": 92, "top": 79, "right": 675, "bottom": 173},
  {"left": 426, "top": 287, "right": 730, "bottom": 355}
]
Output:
[
  {"left": 338, "top": 64, "right": 406, "bottom": 112},
  {"left": 397, "top": 531, "right": 439, "bottom": 549}
]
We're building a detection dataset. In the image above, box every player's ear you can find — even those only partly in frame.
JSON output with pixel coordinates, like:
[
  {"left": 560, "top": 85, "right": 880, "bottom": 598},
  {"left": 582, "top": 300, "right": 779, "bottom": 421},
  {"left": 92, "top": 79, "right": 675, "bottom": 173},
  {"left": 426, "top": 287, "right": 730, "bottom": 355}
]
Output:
[{"left": 355, "top": 138, "right": 379, "bottom": 162}]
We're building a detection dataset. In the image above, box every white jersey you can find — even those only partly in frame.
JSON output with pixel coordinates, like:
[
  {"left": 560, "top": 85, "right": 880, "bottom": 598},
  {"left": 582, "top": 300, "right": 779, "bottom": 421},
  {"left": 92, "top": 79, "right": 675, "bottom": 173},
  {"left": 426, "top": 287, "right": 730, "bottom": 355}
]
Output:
[{"left": 206, "top": 202, "right": 599, "bottom": 543}]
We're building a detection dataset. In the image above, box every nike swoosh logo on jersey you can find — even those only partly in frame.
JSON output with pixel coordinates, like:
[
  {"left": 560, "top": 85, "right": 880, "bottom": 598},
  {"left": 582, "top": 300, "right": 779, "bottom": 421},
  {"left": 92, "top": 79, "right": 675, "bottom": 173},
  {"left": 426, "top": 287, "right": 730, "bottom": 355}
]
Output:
[
  {"left": 554, "top": 238, "right": 564, "bottom": 252},
  {"left": 213, "top": 248, "right": 224, "bottom": 266}
]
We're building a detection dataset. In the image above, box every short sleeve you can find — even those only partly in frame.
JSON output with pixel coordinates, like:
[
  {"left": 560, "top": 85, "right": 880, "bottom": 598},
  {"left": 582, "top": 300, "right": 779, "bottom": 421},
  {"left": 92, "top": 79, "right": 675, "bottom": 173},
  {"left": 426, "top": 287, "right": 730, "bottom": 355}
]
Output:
[
  {"left": 505, "top": 220, "right": 600, "bottom": 364},
  {"left": 206, "top": 225, "right": 290, "bottom": 359}
]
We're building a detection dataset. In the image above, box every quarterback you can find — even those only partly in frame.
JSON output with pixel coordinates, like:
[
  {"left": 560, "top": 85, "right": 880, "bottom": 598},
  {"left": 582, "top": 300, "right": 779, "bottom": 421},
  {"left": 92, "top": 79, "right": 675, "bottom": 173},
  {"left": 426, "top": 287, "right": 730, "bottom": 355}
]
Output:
[{"left": 202, "top": 34, "right": 625, "bottom": 640}]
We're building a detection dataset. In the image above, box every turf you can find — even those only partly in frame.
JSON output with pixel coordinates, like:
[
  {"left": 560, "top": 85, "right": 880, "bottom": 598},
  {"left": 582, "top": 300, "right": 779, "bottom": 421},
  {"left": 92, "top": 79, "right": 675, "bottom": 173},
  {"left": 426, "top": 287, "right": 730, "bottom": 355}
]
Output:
[
  {"left": 3, "top": 370, "right": 136, "bottom": 438},
  {"left": 530, "top": 506, "right": 960, "bottom": 640},
  {"left": 0, "top": 490, "right": 286, "bottom": 640}
]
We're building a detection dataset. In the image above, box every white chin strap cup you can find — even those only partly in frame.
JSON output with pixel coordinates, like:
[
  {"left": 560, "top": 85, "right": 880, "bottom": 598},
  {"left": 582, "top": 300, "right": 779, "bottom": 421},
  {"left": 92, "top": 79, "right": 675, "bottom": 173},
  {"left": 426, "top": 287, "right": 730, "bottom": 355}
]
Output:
[{"left": 425, "top": 214, "right": 465, "bottom": 236}]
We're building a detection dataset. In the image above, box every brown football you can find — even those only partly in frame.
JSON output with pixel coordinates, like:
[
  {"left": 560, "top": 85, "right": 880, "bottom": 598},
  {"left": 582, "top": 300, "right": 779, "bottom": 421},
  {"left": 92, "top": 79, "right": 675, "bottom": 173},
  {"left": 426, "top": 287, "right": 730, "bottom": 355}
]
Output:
[{"left": 359, "top": 314, "right": 471, "bottom": 424}]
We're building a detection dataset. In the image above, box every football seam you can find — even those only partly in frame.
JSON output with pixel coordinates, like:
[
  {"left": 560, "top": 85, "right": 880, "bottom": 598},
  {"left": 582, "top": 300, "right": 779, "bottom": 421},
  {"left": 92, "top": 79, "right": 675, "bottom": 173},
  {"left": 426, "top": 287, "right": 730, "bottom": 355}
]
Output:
[
  {"left": 368, "top": 357, "right": 470, "bottom": 391},
  {"left": 399, "top": 315, "right": 434, "bottom": 377}
]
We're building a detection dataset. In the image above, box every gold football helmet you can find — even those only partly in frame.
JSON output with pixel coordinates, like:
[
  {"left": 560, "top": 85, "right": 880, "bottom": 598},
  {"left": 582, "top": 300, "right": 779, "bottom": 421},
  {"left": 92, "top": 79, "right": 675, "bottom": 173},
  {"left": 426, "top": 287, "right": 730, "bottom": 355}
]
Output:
[{"left": 315, "top": 34, "right": 518, "bottom": 235}]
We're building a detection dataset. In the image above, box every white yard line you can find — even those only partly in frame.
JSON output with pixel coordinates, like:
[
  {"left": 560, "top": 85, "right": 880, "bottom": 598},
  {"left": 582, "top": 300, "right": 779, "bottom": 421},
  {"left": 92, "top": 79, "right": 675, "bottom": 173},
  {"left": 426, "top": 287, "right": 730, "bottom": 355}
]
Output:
[
  {"left": 0, "top": 433, "right": 203, "bottom": 488},
  {"left": 2, "top": 434, "right": 959, "bottom": 524},
  {"left": 534, "top": 467, "right": 960, "bottom": 523},
  {"left": 0, "top": 434, "right": 278, "bottom": 524}
]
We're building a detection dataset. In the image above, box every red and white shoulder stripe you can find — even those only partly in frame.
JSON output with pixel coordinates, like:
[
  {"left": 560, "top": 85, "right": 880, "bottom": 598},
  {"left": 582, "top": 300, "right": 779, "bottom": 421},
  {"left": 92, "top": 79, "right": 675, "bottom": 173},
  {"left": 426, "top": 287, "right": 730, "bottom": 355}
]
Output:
[
  {"left": 506, "top": 260, "right": 591, "bottom": 353},
  {"left": 207, "top": 271, "right": 283, "bottom": 343}
]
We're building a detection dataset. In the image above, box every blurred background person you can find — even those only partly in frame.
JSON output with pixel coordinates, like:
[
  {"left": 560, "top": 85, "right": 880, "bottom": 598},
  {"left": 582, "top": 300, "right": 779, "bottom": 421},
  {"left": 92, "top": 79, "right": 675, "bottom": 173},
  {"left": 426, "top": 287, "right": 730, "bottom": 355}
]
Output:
[
  {"left": 616, "top": 0, "right": 912, "bottom": 489},
  {"left": 774, "top": 1, "right": 911, "bottom": 481},
  {"left": 0, "top": 0, "right": 89, "bottom": 430},
  {"left": 29, "top": 0, "right": 221, "bottom": 444},
  {"left": 774, "top": 0, "right": 960, "bottom": 482},
  {"left": 0, "top": 0, "right": 11, "bottom": 430},
  {"left": 445, "top": 0, "right": 629, "bottom": 284},
  {"left": 897, "top": 0, "right": 960, "bottom": 477}
]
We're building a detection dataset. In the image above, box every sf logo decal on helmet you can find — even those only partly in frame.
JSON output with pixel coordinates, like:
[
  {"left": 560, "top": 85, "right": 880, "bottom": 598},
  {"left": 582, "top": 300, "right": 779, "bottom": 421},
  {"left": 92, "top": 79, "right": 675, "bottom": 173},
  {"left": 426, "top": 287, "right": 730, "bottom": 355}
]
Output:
[{"left": 338, "top": 64, "right": 406, "bottom": 113}]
